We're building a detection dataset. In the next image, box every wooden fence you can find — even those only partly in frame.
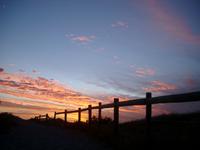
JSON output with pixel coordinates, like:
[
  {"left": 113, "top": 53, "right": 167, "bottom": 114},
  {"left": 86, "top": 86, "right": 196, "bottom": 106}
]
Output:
[{"left": 35, "top": 91, "right": 200, "bottom": 133}]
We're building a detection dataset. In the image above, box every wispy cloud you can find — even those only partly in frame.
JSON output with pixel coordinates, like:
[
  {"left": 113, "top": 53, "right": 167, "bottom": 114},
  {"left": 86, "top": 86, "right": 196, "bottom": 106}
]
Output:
[
  {"left": 65, "top": 34, "right": 95, "bottom": 43},
  {"left": 0, "top": 69, "right": 101, "bottom": 111},
  {"left": 32, "top": 69, "right": 40, "bottom": 74},
  {"left": 18, "top": 69, "right": 25, "bottom": 72},
  {"left": 113, "top": 55, "right": 121, "bottom": 64},
  {"left": 143, "top": 80, "right": 177, "bottom": 93},
  {"left": 135, "top": 67, "right": 155, "bottom": 77},
  {"left": 85, "top": 77, "right": 139, "bottom": 95},
  {"left": 147, "top": 0, "right": 200, "bottom": 45},
  {"left": 94, "top": 47, "right": 105, "bottom": 53},
  {"left": 0, "top": 98, "right": 56, "bottom": 112},
  {"left": 178, "top": 76, "right": 200, "bottom": 92},
  {"left": 7, "top": 64, "right": 16, "bottom": 67},
  {"left": 112, "top": 21, "right": 128, "bottom": 29},
  {"left": 90, "top": 93, "right": 136, "bottom": 103}
]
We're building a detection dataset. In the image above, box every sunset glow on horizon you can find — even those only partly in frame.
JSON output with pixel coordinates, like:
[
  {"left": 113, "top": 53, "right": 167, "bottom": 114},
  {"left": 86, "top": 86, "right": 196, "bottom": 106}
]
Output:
[{"left": 1, "top": 0, "right": 200, "bottom": 122}]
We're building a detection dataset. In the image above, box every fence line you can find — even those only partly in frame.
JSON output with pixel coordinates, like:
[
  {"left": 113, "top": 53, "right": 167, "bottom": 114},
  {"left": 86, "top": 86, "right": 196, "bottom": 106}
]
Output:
[{"left": 35, "top": 91, "right": 200, "bottom": 133}]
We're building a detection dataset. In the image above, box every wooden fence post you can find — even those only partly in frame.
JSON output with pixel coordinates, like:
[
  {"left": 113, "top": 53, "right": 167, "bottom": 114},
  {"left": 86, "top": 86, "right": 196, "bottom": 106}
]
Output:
[
  {"left": 46, "top": 114, "right": 48, "bottom": 121},
  {"left": 88, "top": 105, "right": 92, "bottom": 127},
  {"left": 98, "top": 102, "right": 102, "bottom": 123},
  {"left": 64, "top": 110, "right": 67, "bottom": 123},
  {"left": 78, "top": 108, "right": 81, "bottom": 123},
  {"left": 146, "top": 92, "right": 152, "bottom": 126},
  {"left": 54, "top": 112, "right": 56, "bottom": 119},
  {"left": 146, "top": 92, "right": 152, "bottom": 141},
  {"left": 114, "top": 98, "right": 119, "bottom": 135}
]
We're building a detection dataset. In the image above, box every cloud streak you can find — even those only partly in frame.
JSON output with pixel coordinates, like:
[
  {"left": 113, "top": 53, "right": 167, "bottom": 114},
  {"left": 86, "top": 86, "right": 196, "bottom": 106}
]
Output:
[
  {"left": 0, "top": 70, "right": 101, "bottom": 111},
  {"left": 112, "top": 21, "right": 128, "bottom": 29},
  {"left": 65, "top": 34, "right": 95, "bottom": 43},
  {"left": 143, "top": 80, "right": 177, "bottom": 93},
  {"left": 147, "top": 0, "right": 200, "bottom": 45},
  {"left": 135, "top": 67, "right": 155, "bottom": 77}
]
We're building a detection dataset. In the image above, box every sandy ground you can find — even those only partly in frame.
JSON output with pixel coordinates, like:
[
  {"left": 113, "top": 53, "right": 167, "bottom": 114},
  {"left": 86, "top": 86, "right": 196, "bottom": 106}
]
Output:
[{"left": 0, "top": 121, "right": 111, "bottom": 150}]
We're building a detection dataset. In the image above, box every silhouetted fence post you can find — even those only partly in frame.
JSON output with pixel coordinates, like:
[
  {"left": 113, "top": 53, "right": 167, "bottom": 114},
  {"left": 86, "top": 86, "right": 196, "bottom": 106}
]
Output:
[
  {"left": 64, "top": 110, "right": 67, "bottom": 123},
  {"left": 46, "top": 114, "right": 49, "bottom": 120},
  {"left": 146, "top": 92, "right": 152, "bottom": 126},
  {"left": 146, "top": 92, "right": 152, "bottom": 142},
  {"left": 114, "top": 98, "right": 119, "bottom": 135},
  {"left": 78, "top": 108, "right": 81, "bottom": 123},
  {"left": 98, "top": 102, "right": 102, "bottom": 123},
  {"left": 54, "top": 112, "right": 56, "bottom": 119},
  {"left": 88, "top": 105, "right": 92, "bottom": 127}
]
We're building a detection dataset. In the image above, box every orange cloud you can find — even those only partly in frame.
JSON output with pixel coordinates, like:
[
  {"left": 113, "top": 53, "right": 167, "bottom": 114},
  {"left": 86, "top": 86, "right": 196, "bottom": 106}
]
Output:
[
  {"left": 0, "top": 98, "right": 57, "bottom": 112},
  {"left": 147, "top": 0, "right": 200, "bottom": 45},
  {"left": 0, "top": 70, "right": 106, "bottom": 121},
  {"left": 0, "top": 71, "right": 101, "bottom": 110},
  {"left": 143, "top": 80, "right": 177, "bottom": 92}
]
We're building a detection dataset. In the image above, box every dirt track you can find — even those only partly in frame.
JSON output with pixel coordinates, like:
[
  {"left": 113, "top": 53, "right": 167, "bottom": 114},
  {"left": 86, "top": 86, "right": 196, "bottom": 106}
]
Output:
[{"left": 0, "top": 121, "right": 110, "bottom": 150}]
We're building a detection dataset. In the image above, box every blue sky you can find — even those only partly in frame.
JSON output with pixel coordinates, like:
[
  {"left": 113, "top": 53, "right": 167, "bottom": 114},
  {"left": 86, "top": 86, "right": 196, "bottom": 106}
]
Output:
[{"left": 0, "top": 0, "right": 200, "bottom": 120}]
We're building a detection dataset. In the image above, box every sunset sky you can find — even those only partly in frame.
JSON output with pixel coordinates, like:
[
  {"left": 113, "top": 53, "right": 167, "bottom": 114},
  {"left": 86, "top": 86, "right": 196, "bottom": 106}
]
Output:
[{"left": 1, "top": 0, "right": 200, "bottom": 122}]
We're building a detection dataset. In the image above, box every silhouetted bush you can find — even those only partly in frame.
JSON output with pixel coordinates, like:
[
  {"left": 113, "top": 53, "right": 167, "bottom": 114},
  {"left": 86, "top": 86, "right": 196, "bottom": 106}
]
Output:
[
  {"left": 0, "top": 112, "right": 21, "bottom": 134},
  {"left": 86, "top": 116, "right": 112, "bottom": 125}
]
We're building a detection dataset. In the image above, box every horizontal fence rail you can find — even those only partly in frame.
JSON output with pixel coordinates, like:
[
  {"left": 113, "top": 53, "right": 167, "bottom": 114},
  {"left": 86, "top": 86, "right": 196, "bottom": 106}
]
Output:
[{"left": 35, "top": 91, "right": 200, "bottom": 133}]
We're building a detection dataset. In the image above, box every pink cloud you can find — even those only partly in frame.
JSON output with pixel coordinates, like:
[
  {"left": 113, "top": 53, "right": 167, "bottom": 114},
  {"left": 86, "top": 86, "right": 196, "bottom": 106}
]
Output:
[
  {"left": 66, "top": 34, "right": 95, "bottom": 43},
  {"left": 143, "top": 80, "right": 177, "bottom": 92},
  {"left": 186, "top": 78, "right": 196, "bottom": 87},
  {"left": 135, "top": 67, "right": 155, "bottom": 77},
  {"left": 183, "top": 76, "right": 200, "bottom": 90},
  {"left": 147, "top": 0, "right": 200, "bottom": 45},
  {"left": 112, "top": 21, "right": 128, "bottom": 29}
]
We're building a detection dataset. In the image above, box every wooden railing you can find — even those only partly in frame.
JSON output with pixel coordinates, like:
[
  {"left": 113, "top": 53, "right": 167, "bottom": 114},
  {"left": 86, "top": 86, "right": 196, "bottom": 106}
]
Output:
[
  {"left": 35, "top": 114, "right": 49, "bottom": 120},
  {"left": 35, "top": 91, "right": 200, "bottom": 133}
]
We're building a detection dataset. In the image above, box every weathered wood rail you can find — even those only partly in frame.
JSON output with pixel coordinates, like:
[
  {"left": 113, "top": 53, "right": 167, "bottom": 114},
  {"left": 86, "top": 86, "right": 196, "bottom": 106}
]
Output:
[{"left": 35, "top": 91, "right": 200, "bottom": 133}]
